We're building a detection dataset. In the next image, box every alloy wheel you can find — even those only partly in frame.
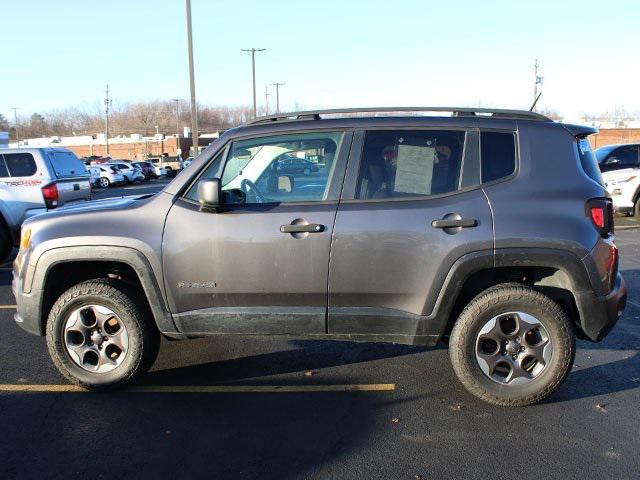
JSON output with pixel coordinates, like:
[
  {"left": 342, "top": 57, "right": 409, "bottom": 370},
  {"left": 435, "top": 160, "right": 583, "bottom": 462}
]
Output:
[
  {"left": 63, "top": 305, "right": 129, "bottom": 373},
  {"left": 475, "top": 311, "right": 553, "bottom": 385}
]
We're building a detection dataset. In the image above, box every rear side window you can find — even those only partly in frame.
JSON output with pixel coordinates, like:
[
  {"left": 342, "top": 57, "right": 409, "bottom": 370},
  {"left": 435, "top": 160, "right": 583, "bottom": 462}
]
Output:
[
  {"left": 577, "top": 138, "right": 605, "bottom": 186},
  {"left": 3, "top": 153, "right": 37, "bottom": 177},
  {"left": 48, "top": 150, "right": 87, "bottom": 177},
  {"left": 356, "top": 130, "right": 465, "bottom": 199},
  {"left": 481, "top": 132, "right": 516, "bottom": 183}
]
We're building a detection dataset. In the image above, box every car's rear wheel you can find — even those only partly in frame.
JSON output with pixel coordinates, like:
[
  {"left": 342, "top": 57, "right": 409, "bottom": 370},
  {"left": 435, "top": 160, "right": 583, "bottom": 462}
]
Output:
[
  {"left": 99, "top": 177, "right": 110, "bottom": 188},
  {"left": 46, "top": 279, "right": 160, "bottom": 390},
  {"left": 449, "top": 284, "right": 574, "bottom": 406}
]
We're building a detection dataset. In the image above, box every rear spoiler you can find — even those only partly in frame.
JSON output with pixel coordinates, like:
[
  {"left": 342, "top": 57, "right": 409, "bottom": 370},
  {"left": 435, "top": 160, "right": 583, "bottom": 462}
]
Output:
[{"left": 561, "top": 123, "right": 598, "bottom": 137}]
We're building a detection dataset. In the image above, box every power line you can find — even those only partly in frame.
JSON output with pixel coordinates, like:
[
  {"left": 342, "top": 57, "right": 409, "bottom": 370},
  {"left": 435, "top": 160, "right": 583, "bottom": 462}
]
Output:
[
  {"left": 104, "top": 85, "right": 112, "bottom": 154},
  {"left": 271, "top": 82, "right": 286, "bottom": 114},
  {"left": 264, "top": 85, "right": 270, "bottom": 115},
  {"left": 241, "top": 48, "right": 266, "bottom": 117},
  {"left": 10, "top": 107, "right": 21, "bottom": 141}
]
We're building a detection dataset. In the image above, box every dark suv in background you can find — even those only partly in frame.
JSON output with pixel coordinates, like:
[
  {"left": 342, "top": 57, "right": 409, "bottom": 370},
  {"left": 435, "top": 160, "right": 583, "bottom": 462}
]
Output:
[{"left": 12, "top": 107, "right": 627, "bottom": 406}]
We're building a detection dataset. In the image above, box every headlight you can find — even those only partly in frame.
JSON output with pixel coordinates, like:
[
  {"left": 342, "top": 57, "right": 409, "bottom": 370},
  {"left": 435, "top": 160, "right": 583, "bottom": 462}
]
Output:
[{"left": 20, "top": 228, "right": 31, "bottom": 250}]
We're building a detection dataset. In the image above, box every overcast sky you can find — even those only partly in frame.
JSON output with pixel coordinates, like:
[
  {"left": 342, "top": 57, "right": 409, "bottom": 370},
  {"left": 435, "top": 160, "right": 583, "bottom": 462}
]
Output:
[{"left": 2, "top": 0, "right": 639, "bottom": 122}]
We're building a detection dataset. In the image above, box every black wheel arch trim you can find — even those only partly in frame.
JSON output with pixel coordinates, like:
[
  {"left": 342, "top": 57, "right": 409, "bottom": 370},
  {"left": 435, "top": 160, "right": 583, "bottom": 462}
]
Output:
[
  {"left": 22, "top": 245, "right": 177, "bottom": 336},
  {"left": 430, "top": 247, "right": 617, "bottom": 342}
]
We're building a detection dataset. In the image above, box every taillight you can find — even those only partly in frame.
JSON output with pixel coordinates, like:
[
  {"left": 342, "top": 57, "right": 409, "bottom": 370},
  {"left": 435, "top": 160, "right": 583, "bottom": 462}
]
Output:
[
  {"left": 42, "top": 183, "right": 59, "bottom": 209},
  {"left": 586, "top": 198, "right": 614, "bottom": 237}
]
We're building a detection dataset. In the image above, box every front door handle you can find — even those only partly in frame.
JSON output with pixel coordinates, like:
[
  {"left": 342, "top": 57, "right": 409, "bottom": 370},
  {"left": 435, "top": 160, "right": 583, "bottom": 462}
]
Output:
[
  {"left": 280, "top": 223, "right": 325, "bottom": 234},
  {"left": 431, "top": 218, "right": 478, "bottom": 229}
]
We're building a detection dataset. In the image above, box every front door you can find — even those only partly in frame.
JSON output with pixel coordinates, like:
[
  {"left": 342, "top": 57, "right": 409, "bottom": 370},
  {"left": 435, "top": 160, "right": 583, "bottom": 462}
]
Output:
[
  {"left": 163, "top": 130, "right": 350, "bottom": 335},
  {"left": 328, "top": 128, "right": 498, "bottom": 341}
]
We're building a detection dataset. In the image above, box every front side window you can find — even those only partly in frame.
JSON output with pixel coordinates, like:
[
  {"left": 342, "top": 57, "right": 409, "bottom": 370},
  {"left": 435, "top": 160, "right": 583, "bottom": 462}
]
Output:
[
  {"left": 219, "top": 131, "right": 344, "bottom": 204},
  {"left": 356, "top": 130, "right": 465, "bottom": 199},
  {"left": 3, "top": 153, "right": 37, "bottom": 177}
]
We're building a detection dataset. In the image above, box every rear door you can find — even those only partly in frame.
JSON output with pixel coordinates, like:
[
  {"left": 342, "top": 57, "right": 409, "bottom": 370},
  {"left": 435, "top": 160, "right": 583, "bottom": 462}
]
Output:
[
  {"left": 45, "top": 150, "right": 91, "bottom": 204},
  {"left": 328, "top": 128, "right": 494, "bottom": 340}
]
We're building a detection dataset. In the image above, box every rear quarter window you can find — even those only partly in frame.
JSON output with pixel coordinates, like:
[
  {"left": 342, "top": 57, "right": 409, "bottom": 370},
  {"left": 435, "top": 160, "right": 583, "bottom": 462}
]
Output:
[
  {"left": 3, "top": 153, "right": 37, "bottom": 177},
  {"left": 480, "top": 132, "right": 516, "bottom": 183},
  {"left": 577, "top": 138, "right": 604, "bottom": 186}
]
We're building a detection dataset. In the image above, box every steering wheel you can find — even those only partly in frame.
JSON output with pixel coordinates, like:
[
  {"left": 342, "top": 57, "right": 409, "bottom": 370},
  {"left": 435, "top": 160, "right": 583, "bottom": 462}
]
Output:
[{"left": 240, "top": 179, "right": 266, "bottom": 203}]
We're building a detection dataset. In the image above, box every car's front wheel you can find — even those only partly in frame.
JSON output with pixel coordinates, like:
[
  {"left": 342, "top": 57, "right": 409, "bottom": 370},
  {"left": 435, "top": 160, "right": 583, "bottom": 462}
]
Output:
[
  {"left": 99, "top": 177, "right": 110, "bottom": 188},
  {"left": 449, "top": 284, "right": 574, "bottom": 406},
  {"left": 46, "top": 279, "right": 160, "bottom": 390}
]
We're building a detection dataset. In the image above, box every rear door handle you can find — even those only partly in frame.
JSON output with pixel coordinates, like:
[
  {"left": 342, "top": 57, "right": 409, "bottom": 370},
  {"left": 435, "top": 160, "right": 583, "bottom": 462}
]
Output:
[
  {"left": 280, "top": 223, "right": 325, "bottom": 234},
  {"left": 431, "top": 218, "right": 478, "bottom": 229}
]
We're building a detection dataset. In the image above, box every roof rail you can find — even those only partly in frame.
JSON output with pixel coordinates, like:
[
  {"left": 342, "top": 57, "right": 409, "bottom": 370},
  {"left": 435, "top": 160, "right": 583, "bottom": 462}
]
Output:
[{"left": 246, "top": 107, "right": 551, "bottom": 125}]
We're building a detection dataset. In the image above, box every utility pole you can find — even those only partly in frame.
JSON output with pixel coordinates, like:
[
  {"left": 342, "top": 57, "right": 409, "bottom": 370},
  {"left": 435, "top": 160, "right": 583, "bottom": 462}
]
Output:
[
  {"left": 271, "top": 82, "right": 285, "bottom": 114},
  {"left": 241, "top": 48, "right": 266, "bottom": 117},
  {"left": 10, "top": 107, "right": 20, "bottom": 141},
  {"left": 532, "top": 59, "right": 543, "bottom": 112},
  {"left": 264, "top": 85, "right": 270, "bottom": 116},
  {"left": 104, "top": 85, "right": 112, "bottom": 155},
  {"left": 185, "top": 0, "right": 198, "bottom": 155}
]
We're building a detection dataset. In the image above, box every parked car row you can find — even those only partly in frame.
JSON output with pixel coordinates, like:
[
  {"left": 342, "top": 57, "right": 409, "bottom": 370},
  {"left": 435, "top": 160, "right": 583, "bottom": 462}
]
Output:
[
  {"left": 87, "top": 160, "right": 166, "bottom": 188},
  {"left": 596, "top": 143, "right": 640, "bottom": 217}
]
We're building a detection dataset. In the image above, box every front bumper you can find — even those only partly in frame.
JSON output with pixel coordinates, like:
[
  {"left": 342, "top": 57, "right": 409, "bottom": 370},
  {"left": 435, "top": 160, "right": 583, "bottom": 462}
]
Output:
[
  {"left": 576, "top": 272, "right": 627, "bottom": 342},
  {"left": 12, "top": 266, "right": 43, "bottom": 336}
]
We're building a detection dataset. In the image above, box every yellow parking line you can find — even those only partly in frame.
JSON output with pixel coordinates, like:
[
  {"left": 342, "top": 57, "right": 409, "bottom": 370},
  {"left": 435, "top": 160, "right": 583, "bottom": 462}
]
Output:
[
  {"left": 0, "top": 305, "right": 16, "bottom": 309},
  {"left": 0, "top": 383, "right": 395, "bottom": 393}
]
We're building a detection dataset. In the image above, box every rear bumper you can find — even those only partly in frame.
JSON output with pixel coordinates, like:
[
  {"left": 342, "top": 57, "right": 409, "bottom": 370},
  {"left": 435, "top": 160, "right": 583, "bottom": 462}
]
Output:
[{"left": 575, "top": 272, "right": 627, "bottom": 342}]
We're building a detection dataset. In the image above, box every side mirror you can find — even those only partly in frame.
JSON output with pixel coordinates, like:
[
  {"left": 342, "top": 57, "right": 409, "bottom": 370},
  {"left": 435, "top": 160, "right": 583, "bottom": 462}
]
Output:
[{"left": 197, "top": 178, "right": 221, "bottom": 209}]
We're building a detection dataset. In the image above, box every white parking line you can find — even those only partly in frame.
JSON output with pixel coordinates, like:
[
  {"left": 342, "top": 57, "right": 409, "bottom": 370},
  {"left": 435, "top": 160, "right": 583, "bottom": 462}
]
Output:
[{"left": 0, "top": 305, "right": 16, "bottom": 309}]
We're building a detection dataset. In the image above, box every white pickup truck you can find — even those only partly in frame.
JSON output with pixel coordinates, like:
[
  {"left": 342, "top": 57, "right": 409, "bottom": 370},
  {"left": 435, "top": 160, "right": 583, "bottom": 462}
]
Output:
[{"left": 0, "top": 147, "right": 91, "bottom": 260}]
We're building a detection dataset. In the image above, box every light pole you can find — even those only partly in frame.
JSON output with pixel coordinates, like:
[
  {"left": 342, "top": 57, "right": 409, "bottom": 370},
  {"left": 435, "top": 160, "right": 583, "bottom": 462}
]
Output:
[
  {"left": 241, "top": 48, "right": 266, "bottom": 117},
  {"left": 264, "top": 85, "right": 270, "bottom": 115},
  {"left": 271, "top": 82, "right": 285, "bottom": 114},
  {"left": 104, "top": 85, "right": 112, "bottom": 155},
  {"left": 185, "top": 0, "right": 198, "bottom": 155}
]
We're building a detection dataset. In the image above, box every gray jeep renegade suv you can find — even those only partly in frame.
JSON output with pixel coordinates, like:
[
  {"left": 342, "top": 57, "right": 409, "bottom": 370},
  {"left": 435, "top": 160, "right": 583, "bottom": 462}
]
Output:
[{"left": 12, "top": 107, "right": 627, "bottom": 406}]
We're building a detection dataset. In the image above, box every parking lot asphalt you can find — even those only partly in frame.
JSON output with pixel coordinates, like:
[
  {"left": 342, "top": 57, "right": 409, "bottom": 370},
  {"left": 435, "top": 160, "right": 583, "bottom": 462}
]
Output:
[{"left": 0, "top": 184, "right": 639, "bottom": 479}]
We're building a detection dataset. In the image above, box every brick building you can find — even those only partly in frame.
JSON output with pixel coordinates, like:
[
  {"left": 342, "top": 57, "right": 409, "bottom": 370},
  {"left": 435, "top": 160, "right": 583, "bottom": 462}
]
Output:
[
  {"left": 589, "top": 128, "right": 640, "bottom": 149},
  {"left": 10, "top": 133, "right": 220, "bottom": 160}
]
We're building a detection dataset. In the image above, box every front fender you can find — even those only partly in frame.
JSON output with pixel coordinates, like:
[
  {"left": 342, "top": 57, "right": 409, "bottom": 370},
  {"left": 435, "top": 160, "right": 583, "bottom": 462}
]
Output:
[{"left": 17, "top": 245, "right": 177, "bottom": 336}]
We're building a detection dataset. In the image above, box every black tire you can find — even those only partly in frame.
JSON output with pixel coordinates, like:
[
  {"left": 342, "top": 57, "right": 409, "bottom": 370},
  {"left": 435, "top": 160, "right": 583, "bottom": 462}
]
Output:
[
  {"left": 46, "top": 279, "right": 160, "bottom": 391},
  {"left": 99, "top": 177, "right": 110, "bottom": 188},
  {"left": 633, "top": 198, "right": 640, "bottom": 218},
  {"left": 449, "top": 283, "right": 574, "bottom": 407}
]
